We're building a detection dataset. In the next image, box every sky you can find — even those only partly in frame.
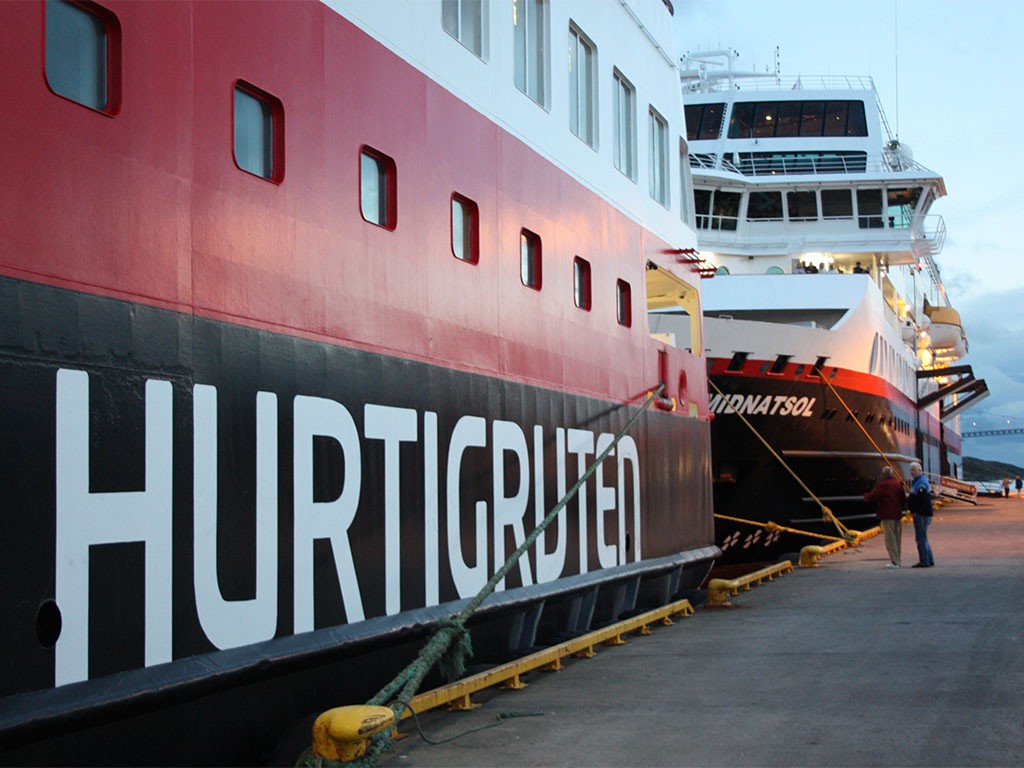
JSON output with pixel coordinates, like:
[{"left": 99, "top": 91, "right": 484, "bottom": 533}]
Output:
[{"left": 674, "top": 0, "right": 1024, "bottom": 467}]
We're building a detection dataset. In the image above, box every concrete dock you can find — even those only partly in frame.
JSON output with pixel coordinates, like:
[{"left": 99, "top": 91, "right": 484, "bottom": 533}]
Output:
[{"left": 381, "top": 496, "right": 1024, "bottom": 767}]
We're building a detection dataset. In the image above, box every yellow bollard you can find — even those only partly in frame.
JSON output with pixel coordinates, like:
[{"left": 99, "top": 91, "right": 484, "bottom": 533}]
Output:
[
  {"left": 312, "top": 705, "right": 395, "bottom": 762},
  {"left": 706, "top": 578, "right": 735, "bottom": 606},
  {"left": 799, "top": 545, "right": 823, "bottom": 567}
]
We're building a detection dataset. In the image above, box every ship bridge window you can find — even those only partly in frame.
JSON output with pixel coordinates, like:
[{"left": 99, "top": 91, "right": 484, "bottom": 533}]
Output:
[
  {"left": 821, "top": 189, "right": 854, "bottom": 219},
  {"left": 521, "top": 229, "right": 542, "bottom": 289},
  {"left": 823, "top": 101, "right": 850, "bottom": 137},
  {"left": 787, "top": 191, "right": 818, "bottom": 222},
  {"left": 747, "top": 191, "right": 783, "bottom": 221},
  {"left": 685, "top": 103, "right": 725, "bottom": 141},
  {"left": 728, "top": 103, "right": 754, "bottom": 139},
  {"left": 513, "top": 0, "right": 548, "bottom": 107},
  {"left": 45, "top": 0, "right": 121, "bottom": 114},
  {"left": 234, "top": 82, "right": 284, "bottom": 182},
  {"left": 752, "top": 103, "right": 779, "bottom": 138},
  {"left": 775, "top": 102, "right": 801, "bottom": 137},
  {"left": 616, "top": 279, "right": 632, "bottom": 327},
  {"left": 887, "top": 187, "right": 923, "bottom": 229},
  {"left": 649, "top": 107, "right": 670, "bottom": 207},
  {"left": 856, "top": 188, "right": 884, "bottom": 229},
  {"left": 613, "top": 69, "right": 637, "bottom": 181},
  {"left": 573, "top": 256, "right": 591, "bottom": 310},
  {"left": 728, "top": 101, "right": 868, "bottom": 139},
  {"left": 568, "top": 23, "right": 597, "bottom": 147},
  {"left": 443, "top": 0, "right": 485, "bottom": 58},
  {"left": 799, "top": 101, "right": 825, "bottom": 136},
  {"left": 451, "top": 194, "right": 479, "bottom": 263},
  {"left": 360, "top": 147, "right": 397, "bottom": 229}
]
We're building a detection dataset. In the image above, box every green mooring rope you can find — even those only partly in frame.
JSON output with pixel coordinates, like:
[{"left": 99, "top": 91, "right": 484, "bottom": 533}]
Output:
[{"left": 308, "top": 385, "right": 666, "bottom": 767}]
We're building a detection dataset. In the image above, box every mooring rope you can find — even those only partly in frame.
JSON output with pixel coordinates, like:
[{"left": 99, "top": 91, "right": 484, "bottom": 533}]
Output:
[
  {"left": 818, "top": 375, "right": 912, "bottom": 493},
  {"left": 711, "top": 513, "right": 849, "bottom": 544},
  {"left": 707, "top": 378, "right": 856, "bottom": 541},
  {"left": 308, "top": 384, "right": 667, "bottom": 768}
]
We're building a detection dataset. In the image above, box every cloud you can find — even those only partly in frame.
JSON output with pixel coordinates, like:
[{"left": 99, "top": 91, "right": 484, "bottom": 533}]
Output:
[{"left": 958, "top": 288, "right": 1024, "bottom": 461}]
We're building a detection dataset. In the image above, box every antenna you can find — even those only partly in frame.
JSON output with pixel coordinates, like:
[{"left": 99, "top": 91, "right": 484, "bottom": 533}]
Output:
[{"left": 893, "top": 0, "right": 900, "bottom": 140}]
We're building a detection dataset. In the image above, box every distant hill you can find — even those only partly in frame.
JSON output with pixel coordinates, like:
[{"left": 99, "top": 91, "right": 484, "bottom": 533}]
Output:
[{"left": 963, "top": 456, "right": 1024, "bottom": 481}]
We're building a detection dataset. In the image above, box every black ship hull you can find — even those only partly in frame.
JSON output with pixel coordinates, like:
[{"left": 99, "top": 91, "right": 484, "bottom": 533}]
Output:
[{"left": 709, "top": 371, "right": 922, "bottom": 564}]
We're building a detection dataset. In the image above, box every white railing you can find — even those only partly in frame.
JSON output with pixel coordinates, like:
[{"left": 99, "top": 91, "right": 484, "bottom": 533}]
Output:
[
  {"left": 689, "top": 152, "right": 936, "bottom": 178},
  {"left": 682, "top": 73, "right": 877, "bottom": 94},
  {"left": 692, "top": 214, "right": 944, "bottom": 256}
]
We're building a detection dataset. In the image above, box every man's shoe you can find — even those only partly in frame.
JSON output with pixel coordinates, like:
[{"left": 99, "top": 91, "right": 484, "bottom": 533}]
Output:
[
  {"left": 911, "top": 563, "right": 927, "bottom": 568},
  {"left": 885, "top": 563, "right": 900, "bottom": 569}
]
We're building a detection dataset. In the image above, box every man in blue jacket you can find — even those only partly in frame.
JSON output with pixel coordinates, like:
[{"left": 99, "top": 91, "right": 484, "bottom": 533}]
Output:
[{"left": 908, "top": 462, "right": 934, "bottom": 568}]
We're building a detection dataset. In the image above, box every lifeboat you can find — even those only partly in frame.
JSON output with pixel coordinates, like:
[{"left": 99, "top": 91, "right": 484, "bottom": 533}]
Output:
[{"left": 924, "top": 303, "right": 968, "bottom": 361}]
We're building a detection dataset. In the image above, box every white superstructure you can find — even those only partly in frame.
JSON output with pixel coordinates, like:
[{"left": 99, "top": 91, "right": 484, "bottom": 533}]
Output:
[{"left": 677, "top": 49, "right": 968, "bottom": 403}]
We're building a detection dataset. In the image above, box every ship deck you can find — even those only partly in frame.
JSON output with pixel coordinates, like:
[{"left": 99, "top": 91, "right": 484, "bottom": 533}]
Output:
[{"left": 378, "top": 495, "right": 1023, "bottom": 767}]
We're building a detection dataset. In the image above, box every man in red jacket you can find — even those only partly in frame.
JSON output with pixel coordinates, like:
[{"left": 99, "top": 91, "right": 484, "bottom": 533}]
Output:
[{"left": 864, "top": 466, "right": 906, "bottom": 568}]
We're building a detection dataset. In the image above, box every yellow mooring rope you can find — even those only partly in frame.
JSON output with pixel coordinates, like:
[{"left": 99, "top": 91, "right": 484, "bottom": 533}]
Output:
[{"left": 818, "top": 374, "right": 912, "bottom": 493}]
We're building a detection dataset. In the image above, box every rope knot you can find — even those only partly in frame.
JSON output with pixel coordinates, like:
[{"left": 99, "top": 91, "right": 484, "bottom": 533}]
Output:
[{"left": 435, "top": 620, "right": 474, "bottom": 682}]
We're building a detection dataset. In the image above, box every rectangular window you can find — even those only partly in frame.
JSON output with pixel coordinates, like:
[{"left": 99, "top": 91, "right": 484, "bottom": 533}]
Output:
[
  {"left": 360, "top": 147, "right": 397, "bottom": 229},
  {"left": 573, "top": 257, "right": 591, "bottom": 310},
  {"left": 612, "top": 70, "right": 636, "bottom": 181},
  {"left": 821, "top": 189, "right": 853, "bottom": 218},
  {"left": 799, "top": 101, "right": 825, "bottom": 137},
  {"left": 520, "top": 229, "right": 542, "bottom": 289},
  {"left": 846, "top": 101, "right": 868, "bottom": 136},
  {"left": 752, "top": 102, "right": 779, "bottom": 138},
  {"left": 648, "top": 107, "right": 669, "bottom": 207},
  {"left": 442, "top": 0, "right": 484, "bottom": 58},
  {"left": 747, "top": 191, "right": 783, "bottom": 221},
  {"left": 786, "top": 191, "right": 818, "bottom": 222},
  {"left": 513, "top": 0, "right": 547, "bottom": 106},
  {"left": 684, "top": 103, "right": 725, "bottom": 141},
  {"left": 452, "top": 194, "right": 479, "bottom": 263},
  {"left": 616, "top": 280, "right": 632, "bottom": 327},
  {"left": 45, "top": 0, "right": 120, "bottom": 113},
  {"left": 693, "top": 188, "right": 711, "bottom": 230},
  {"left": 823, "top": 101, "right": 849, "bottom": 137},
  {"left": 856, "top": 188, "right": 883, "bottom": 229},
  {"left": 234, "top": 82, "right": 284, "bottom": 182},
  {"left": 712, "top": 191, "right": 741, "bottom": 231},
  {"left": 775, "top": 102, "right": 801, "bottom": 137},
  {"left": 568, "top": 24, "right": 596, "bottom": 147},
  {"left": 727, "top": 102, "right": 754, "bottom": 139}
]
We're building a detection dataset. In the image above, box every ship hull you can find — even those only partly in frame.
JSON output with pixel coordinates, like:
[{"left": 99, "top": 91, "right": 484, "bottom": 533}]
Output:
[{"left": 0, "top": 276, "right": 715, "bottom": 763}]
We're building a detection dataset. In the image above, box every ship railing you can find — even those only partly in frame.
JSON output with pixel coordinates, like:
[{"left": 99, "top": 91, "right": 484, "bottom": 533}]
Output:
[
  {"left": 689, "top": 152, "right": 936, "bottom": 178},
  {"left": 683, "top": 73, "right": 876, "bottom": 94},
  {"left": 694, "top": 219, "right": 944, "bottom": 256},
  {"left": 915, "top": 214, "right": 945, "bottom": 257}
]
